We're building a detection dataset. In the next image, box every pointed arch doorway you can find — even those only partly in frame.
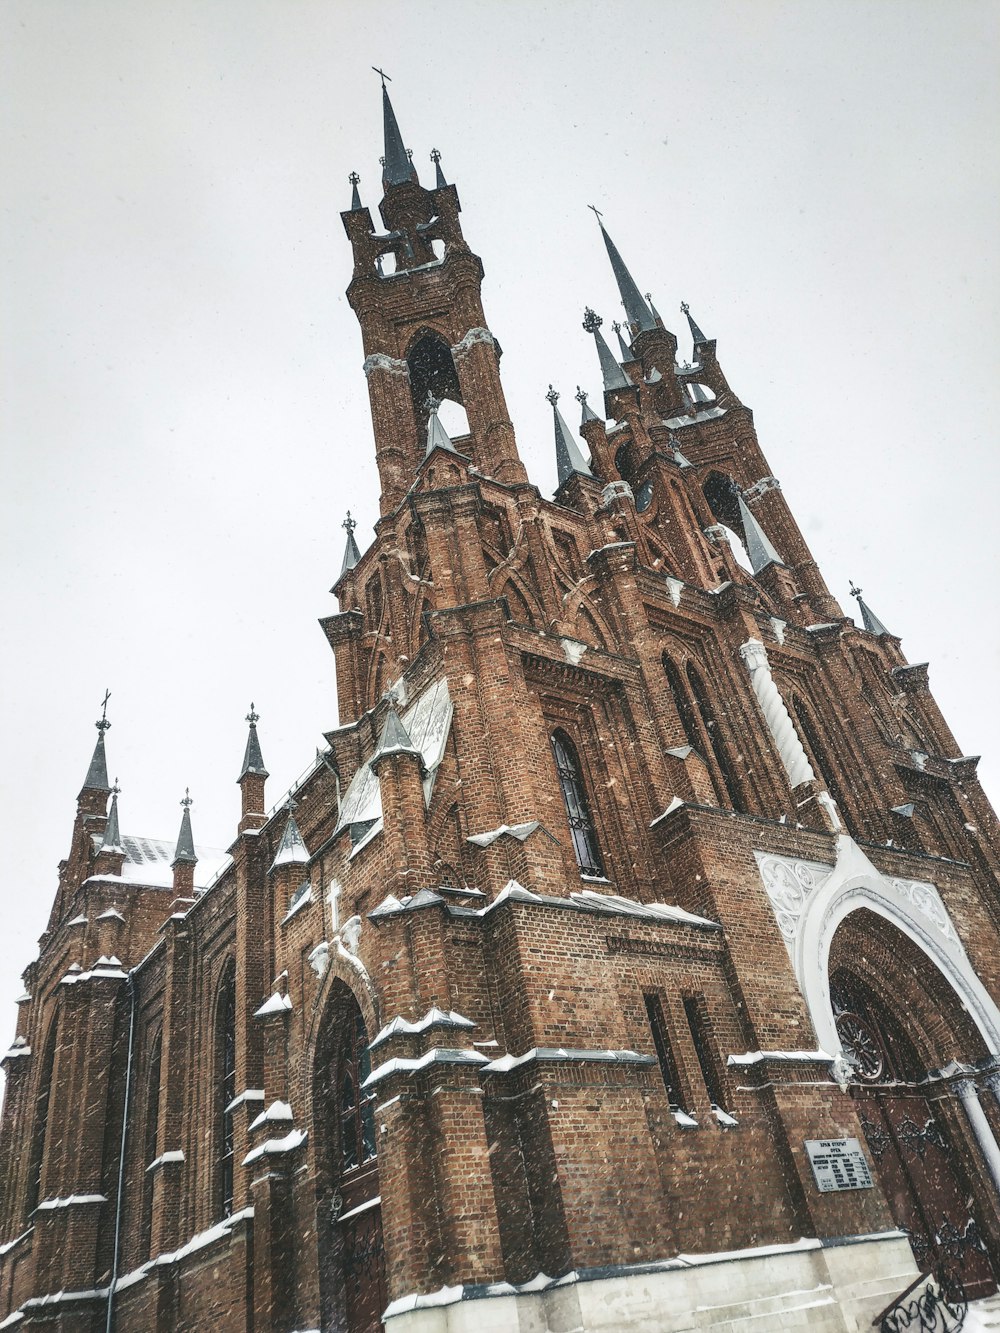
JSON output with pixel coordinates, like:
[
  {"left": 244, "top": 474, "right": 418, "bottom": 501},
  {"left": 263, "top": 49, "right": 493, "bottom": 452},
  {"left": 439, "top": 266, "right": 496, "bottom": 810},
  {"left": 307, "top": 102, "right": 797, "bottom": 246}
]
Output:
[
  {"left": 315, "top": 983, "right": 387, "bottom": 1333},
  {"left": 829, "top": 916, "right": 998, "bottom": 1300}
]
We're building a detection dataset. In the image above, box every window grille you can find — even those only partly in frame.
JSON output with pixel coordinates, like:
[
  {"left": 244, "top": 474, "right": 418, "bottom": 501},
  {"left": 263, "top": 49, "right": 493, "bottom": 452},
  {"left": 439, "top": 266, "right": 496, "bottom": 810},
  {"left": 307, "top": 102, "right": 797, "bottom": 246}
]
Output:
[{"left": 550, "top": 730, "right": 604, "bottom": 877}]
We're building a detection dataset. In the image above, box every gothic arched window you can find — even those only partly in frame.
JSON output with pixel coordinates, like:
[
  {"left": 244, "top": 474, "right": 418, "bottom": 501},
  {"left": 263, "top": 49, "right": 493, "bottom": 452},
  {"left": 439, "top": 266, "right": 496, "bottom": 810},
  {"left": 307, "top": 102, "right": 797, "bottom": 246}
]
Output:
[
  {"left": 550, "top": 729, "right": 604, "bottom": 878},
  {"left": 686, "top": 663, "right": 745, "bottom": 813},
  {"left": 25, "top": 1017, "right": 58, "bottom": 1218},
  {"left": 338, "top": 1007, "right": 376, "bottom": 1174},
  {"left": 140, "top": 1029, "right": 163, "bottom": 1260},
  {"left": 663, "top": 654, "right": 704, "bottom": 758},
  {"left": 216, "top": 961, "right": 237, "bottom": 1219}
]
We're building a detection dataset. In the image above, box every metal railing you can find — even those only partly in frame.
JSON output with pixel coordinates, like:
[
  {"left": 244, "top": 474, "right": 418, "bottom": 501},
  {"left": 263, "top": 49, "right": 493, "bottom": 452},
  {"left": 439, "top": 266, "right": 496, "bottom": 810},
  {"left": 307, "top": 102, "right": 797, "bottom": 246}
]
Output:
[{"left": 872, "top": 1269, "right": 967, "bottom": 1332}]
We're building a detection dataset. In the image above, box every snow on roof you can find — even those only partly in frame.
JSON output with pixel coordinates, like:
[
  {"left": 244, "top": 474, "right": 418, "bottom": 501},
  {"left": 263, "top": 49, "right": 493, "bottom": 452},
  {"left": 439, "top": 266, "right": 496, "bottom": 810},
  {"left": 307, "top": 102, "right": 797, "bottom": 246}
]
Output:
[
  {"left": 111, "top": 834, "right": 231, "bottom": 890},
  {"left": 335, "top": 677, "right": 454, "bottom": 836},
  {"left": 370, "top": 1007, "right": 475, "bottom": 1050}
]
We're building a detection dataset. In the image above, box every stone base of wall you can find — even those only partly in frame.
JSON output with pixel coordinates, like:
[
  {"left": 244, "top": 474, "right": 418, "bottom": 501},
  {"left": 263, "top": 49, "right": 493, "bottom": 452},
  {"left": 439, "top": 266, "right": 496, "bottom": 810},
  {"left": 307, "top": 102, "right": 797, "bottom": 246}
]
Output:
[{"left": 383, "top": 1233, "right": 917, "bottom": 1333}]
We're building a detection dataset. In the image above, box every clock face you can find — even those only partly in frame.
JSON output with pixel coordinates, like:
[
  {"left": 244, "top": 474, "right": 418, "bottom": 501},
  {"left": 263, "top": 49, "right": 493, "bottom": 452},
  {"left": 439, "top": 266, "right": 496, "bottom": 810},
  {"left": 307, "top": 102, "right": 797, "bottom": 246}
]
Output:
[{"left": 635, "top": 480, "right": 654, "bottom": 513}]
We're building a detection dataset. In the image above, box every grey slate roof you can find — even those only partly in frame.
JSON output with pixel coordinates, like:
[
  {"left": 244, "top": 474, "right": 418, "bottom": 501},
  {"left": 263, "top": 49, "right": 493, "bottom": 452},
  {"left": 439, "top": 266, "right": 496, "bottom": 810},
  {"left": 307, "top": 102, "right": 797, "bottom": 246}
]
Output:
[
  {"left": 547, "top": 386, "right": 592, "bottom": 485},
  {"left": 239, "top": 708, "right": 269, "bottom": 780},
  {"left": 272, "top": 807, "right": 310, "bottom": 868},
  {"left": 737, "top": 496, "right": 783, "bottom": 572},
  {"left": 82, "top": 726, "right": 111, "bottom": 793},
  {"left": 172, "top": 794, "right": 198, "bottom": 867}
]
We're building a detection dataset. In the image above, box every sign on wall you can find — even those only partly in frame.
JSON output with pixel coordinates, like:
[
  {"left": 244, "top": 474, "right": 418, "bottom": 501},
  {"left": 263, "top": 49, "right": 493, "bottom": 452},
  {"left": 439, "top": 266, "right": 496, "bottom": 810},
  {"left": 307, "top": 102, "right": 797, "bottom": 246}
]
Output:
[{"left": 805, "top": 1138, "right": 874, "bottom": 1192}]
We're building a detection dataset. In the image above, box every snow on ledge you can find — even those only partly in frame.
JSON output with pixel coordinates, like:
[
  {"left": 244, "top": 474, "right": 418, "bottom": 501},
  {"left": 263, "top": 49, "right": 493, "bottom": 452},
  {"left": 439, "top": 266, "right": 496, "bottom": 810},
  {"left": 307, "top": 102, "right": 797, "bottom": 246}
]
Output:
[
  {"left": 35, "top": 1194, "right": 107, "bottom": 1210},
  {"left": 146, "top": 1151, "right": 184, "bottom": 1172},
  {"left": 254, "top": 992, "right": 292, "bottom": 1017},
  {"left": 363, "top": 1047, "right": 489, "bottom": 1089},
  {"left": 249, "top": 1100, "right": 294, "bottom": 1133},
  {"left": 370, "top": 1007, "right": 475, "bottom": 1050},
  {"left": 483, "top": 1047, "right": 655, "bottom": 1075},
  {"left": 242, "top": 1128, "right": 307, "bottom": 1166},
  {"left": 225, "top": 1089, "right": 264, "bottom": 1114},
  {"left": 727, "top": 1049, "right": 833, "bottom": 1066},
  {"left": 0, "top": 1228, "right": 32, "bottom": 1258},
  {"left": 3, "top": 1044, "right": 31, "bottom": 1060},
  {"left": 382, "top": 1236, "right": 851, "bottom": 1318}
]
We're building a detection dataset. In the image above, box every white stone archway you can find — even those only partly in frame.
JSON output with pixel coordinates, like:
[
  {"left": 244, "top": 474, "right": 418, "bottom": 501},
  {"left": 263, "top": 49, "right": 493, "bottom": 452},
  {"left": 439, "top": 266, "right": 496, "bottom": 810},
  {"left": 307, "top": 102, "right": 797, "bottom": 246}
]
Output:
[{"left": 755, "top": 834, "right": 1000, "bottom": 1062}]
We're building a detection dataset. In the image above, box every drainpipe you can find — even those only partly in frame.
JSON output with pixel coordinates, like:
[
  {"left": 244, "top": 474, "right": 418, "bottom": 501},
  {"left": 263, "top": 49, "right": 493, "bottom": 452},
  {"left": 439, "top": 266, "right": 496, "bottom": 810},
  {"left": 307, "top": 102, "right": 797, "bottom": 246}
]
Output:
[{"left": 105, "top": 969, "right": 137, "bottom": 1333}]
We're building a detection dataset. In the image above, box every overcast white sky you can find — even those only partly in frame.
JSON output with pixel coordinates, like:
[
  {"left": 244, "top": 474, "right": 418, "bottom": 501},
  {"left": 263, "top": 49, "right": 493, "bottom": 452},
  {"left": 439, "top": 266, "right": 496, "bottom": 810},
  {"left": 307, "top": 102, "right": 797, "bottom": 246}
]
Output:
[{"left": 2, "top": 1, "right": 998, "bottom": 1048}]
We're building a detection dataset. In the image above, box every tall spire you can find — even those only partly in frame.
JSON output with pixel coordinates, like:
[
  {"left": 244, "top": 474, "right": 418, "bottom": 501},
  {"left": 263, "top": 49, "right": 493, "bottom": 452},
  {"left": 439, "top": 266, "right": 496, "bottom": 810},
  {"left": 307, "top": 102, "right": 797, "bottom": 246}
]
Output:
[
  {"left": 681, "top": 301, "right": 708, "bottom": 347},
  {"left": 547, "top": 386, "right": 592, "bottom": 485},
  {"left": 589, "top": 207, "right": 655, "bottom": 334},
  {"left": 340, "top": 511, "right": 362, "bottom": 578},
  {"left": 582, "top": 308, "right": 631, "bottom": 391},
  {"left": 82, "top": 690, "right": 112, "bottom": 793},
  {"left": 376, "top": 69, "right": 418, "bottom": 188},
  {"left": 430, "top": 148, "right": 447, "bottom": 189},
  {"left": 424, "top": 393, "right": 457, "bottom": 456},
  {"left": 575, "top": 386, "right": 600, "bottom": 424},
  {"left": 850, "top": 582, "right": 892, "bottom": 636},
  {"left": 239, "top": 703, "right": 268, "bottom": 781},
  {"left": 737, "top": 496, "right": 783, "bottom": 572},
  {"left": 172, "top": 789, "right": 197, "bottom": 867},
  {"left": 101, "top": 779, "right": 123, "bottom": 853}
]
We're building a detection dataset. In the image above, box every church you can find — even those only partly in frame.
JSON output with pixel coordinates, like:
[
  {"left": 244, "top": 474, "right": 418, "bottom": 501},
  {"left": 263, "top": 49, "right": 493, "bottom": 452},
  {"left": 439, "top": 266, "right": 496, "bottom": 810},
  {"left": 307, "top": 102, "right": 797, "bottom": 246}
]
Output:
[{"left": 3, "top": 82, "right": 1000, "bottom": 1333}]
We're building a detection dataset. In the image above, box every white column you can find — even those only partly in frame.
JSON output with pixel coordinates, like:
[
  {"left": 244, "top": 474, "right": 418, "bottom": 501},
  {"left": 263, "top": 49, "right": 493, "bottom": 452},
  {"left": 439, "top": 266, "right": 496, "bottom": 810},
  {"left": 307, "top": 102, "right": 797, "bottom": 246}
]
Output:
[{"left": 955, "top": 1077, "right": 1000, "bottom": 1197}]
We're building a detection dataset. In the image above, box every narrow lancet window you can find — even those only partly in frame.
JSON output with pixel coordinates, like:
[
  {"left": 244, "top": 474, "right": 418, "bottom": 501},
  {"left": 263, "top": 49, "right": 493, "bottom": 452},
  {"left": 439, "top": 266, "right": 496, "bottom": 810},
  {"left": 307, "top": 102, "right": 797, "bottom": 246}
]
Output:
[
  {"left": 644, "top": 994, "right": 686, "bottom": 1113},
  {"left": 551, "top": 729, "right": 604, "bottom": 877},
  {"left": 217, "top": 962, "right": 237, "bottom": 1219},
  {"left": 683, "top": 996, "right": 728, "bottom": 1112},
  {"left": 686, "top": 664, "right": 745, "bottom": 813}
]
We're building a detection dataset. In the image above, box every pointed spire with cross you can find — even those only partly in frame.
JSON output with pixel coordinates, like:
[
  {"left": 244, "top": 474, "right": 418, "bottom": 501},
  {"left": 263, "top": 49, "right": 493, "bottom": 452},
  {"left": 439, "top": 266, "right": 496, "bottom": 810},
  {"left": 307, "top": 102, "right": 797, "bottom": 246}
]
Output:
[
  {"left": 239, "top": 701, "right": 269, "bottom": 781},
  {"left": 589, "top": 209, "right": 656, "bottom": 334},
  {"left": 339, "top": 510, "right": 362, "bottom": 580},
  {"left": 81, "top": 690, "right": 113, "bottom": 793},
  {"left": 172, "top": 787, "right": 198, "bottom": 867},
  {"left": 376, "top": 68, "right": 418, "bottom": 188}
]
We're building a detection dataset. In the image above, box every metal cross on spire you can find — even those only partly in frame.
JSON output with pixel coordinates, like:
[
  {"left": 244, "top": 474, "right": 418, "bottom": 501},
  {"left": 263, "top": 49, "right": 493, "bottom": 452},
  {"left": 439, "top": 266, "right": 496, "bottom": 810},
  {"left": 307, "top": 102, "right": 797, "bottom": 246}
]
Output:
[
  {"left": 546, "top": 385, "right": 560, "bottom": 406},
  {"left": 587, "top": 204, "right": 604, "bottom": 223},
  {"left": 343, "top": 511, "right": 357, "bottom": 535},
  {"left": 246, "top": 702, "right": 259, "bottom": 726},
  {"left": 97, "top": 688, "right": 112, "bottom": 731},
  {"left": 372, "top": 65, "right": 392, "bottom": 85},
  {"left": 849, "top": 582, "right": 862, "bottom": 600},
  {"left": 348, "top": 171, "right": 360, "bottom": 187},
  {"left": 680, "top": 301, "right": 690, "bottom": 315},
  {"left": 181, "top": 787, "right": 192, "bottom": 808}
]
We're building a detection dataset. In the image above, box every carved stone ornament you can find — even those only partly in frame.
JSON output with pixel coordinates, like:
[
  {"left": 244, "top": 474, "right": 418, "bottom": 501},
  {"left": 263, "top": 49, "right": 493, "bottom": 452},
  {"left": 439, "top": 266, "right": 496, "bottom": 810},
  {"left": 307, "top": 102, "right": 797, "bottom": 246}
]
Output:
[
  {"left": 362, "top": 353, "right": 410, "bottom": 379},
  {"left": 307, "top": 941, "right": 330, "bottom": 979},
  {"left": 743, "top": 475, "right": 781, "bottom": 504},
  {"left": 754, "top": 852, "right": 831, "bottom": 947},
  {"left": 451, "top": 326, "right": 497, "bottom": 359},
  {"left": 340, "top": 914, "right": 362, "bottom": 957}
]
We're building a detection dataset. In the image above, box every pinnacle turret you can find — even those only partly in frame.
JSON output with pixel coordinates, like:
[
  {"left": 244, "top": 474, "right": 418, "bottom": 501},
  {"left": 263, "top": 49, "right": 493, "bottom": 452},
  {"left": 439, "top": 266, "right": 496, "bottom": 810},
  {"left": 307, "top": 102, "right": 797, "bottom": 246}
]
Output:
[
  {"left": 681, "top": 301, "right": 709, "bottom": 348},
  {"left": 339, "top": 512, "right": 362, "bottom": 579},
  {"left": 850, "top": 583, "right": 892, "bottom": 636},
  {"left": 582, "top": 308, "right": 631, "bottom": 392},
  {"left": 424, "top": 394, "right": 457, "bottom": 456},
  {"left": 374, "top": 705, "right": 422, "bottom": 763},
  {"left": 349, "top": 171, "right": 363, "bottom": 211},
  {"left": 81, "top": 692, "right": 112, "bottom": 794},
  {"left": 430, "top": 148, "right": 447, "bottom": 189},
  {"left": 590, "top": 208, "right": 656, "bottom": 334},
  {"left": 101, "top": 780, "right": 123, "bottom": 853},
  {"left": 575, "top": 386, "right": 600, "bottom": 424},
  {"left": 377, "top": 72, "right": 418, "bottom": 188},
  {"left": 737, "top": 496, "right": 783, "bottom": 572},
  {"left": 239, "top": 703, "right": 269, "bottom": 781},
  {"left": 271, "top": 797, "right": 310, "bottom": 868},
  {"left": 547, "top": 386, "right": 592, "bottom": 486},
  {"left": 612, "top": 322, "right": 633, "bottom": 362},
  {"left": 172, "top": 789, "right": 197, "bottom": 867}
]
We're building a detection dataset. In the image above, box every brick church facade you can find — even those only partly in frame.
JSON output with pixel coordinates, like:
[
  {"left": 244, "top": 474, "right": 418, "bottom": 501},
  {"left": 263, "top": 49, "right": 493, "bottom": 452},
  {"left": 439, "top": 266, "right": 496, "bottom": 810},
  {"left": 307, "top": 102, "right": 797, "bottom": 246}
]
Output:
[{"left": 3, "top": 85, "right": 1000, "bottom": 1332}]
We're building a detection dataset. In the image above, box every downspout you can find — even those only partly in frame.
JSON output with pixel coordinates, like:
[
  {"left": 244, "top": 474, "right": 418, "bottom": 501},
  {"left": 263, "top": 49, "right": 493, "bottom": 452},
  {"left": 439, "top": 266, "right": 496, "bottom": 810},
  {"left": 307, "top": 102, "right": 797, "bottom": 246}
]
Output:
[{"left": 105, "top": 969, "right": 137, "bottom": 1333}]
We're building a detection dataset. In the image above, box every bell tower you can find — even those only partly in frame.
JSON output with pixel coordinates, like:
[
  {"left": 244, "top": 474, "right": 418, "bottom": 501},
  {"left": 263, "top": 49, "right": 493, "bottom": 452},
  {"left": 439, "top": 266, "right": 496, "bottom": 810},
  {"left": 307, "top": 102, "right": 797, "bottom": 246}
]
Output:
[{"left": 342, "top": 75, "right": 525, "bottom": 514}]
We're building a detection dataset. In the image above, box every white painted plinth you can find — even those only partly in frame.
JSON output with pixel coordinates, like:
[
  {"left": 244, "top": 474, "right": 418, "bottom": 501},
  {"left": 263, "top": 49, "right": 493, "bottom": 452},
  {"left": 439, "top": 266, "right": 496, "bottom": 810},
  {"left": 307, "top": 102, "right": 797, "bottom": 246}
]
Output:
[{"left": 383, "top": 1232, "right": 917, "bottom": 1333}]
